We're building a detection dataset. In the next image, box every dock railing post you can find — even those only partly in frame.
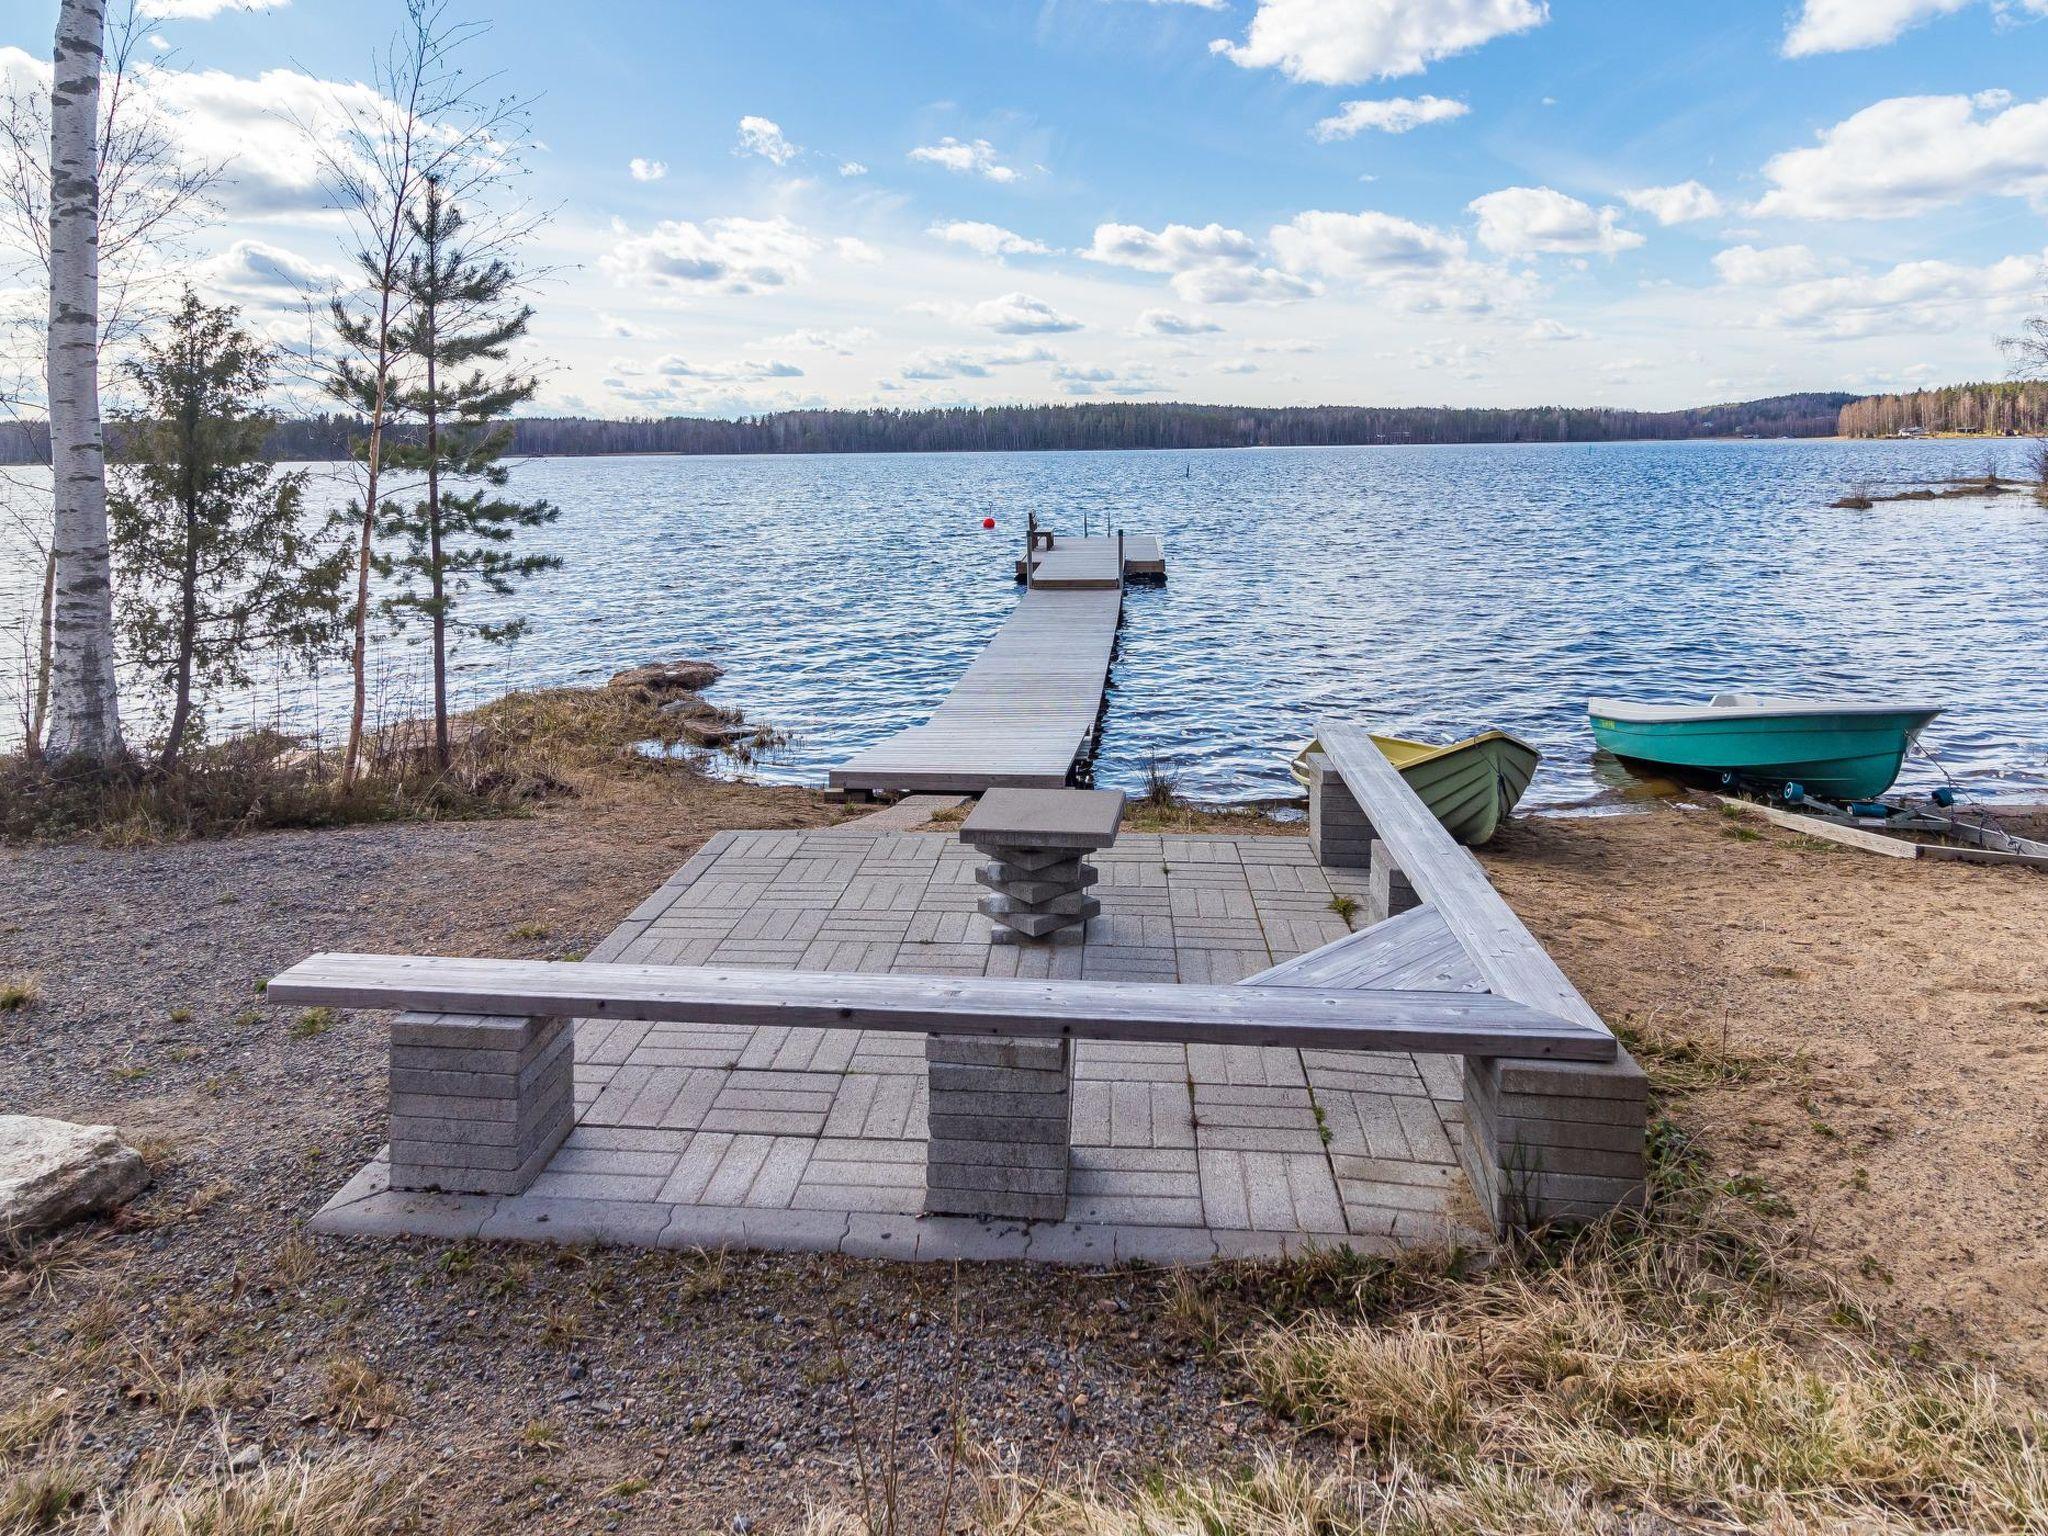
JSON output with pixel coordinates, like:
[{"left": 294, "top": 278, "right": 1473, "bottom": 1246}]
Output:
[{"left": 1117, "top": 529, "right": 1125, "bottom": 592}]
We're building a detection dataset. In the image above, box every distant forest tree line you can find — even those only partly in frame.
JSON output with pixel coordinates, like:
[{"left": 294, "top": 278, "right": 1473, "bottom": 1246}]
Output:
[
  {"left": 0, "top": 393, "right": 1862, "bottom": 466},
  {"left": 1837, "top": 382, "right": 2048, "bottom": 438}
]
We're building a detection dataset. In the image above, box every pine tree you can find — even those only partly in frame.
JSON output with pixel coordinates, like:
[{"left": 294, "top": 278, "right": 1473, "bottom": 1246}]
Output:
[
  {"left": 109, "top": 291, "right": 347, "bottom": 768},
  {"left": 383, "top": 177, "right": 559, "bottom": 769}
]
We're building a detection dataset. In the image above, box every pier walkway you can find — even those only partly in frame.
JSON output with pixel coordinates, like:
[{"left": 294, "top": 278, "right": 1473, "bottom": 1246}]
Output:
[{"left": 830, "top": 533, "right": 1164, "bottom": 797}]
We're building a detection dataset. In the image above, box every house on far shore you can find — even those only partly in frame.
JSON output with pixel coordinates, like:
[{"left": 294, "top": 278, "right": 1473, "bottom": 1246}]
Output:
[{"left": 1895, "top": 425, "right": 1930, "bottom": 439}]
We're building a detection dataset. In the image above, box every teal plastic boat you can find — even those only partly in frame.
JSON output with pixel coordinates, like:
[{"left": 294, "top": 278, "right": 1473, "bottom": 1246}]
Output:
[{"left": 1588, "top": 693, "right": 1943, "bottom": 800}]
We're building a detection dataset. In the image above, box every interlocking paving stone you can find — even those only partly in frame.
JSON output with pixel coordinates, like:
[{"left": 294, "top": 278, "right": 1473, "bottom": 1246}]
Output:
[{"left": 317, "top": 828, "right": 1486, "bottom": 1263}]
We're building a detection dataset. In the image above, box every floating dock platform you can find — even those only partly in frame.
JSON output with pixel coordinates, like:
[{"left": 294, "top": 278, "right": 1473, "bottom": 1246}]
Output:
[{"left": 831, "top": 532, "right": 1165, "bottom": 796}]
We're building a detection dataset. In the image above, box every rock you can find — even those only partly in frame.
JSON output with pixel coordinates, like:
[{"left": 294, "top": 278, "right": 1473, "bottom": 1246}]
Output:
[
  {"left": 678, "top": 719, "right": 752, "bottom": 749},
  {"left": 609, "top": 660, "right": 722, "bottom": 695},
  {"left": 228, "top": 1444, "right": 262, "bottom": 1474},
  {"left": 0, "top": 1116, "right": 149, "bottom": 1236}
]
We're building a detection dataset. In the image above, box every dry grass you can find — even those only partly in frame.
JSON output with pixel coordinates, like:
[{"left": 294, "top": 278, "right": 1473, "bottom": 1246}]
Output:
[
  {"left": 0, "top": 973, "right": 40, "bottom": 1012},
  {"left": 0, "top": 1450, "right": 426, "bottom": 1535},
  {"left": 0, "top": 681, "right": 737, "bottom": 846},
  {"left": 1235, "top": 1191, "right": 2047, "bottom": 1531},
  {"left": 320, "top": 1355, "right": 403, "bottom": 1432}
]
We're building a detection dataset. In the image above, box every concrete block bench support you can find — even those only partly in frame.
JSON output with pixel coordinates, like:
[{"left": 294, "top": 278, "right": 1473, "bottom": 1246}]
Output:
[
  {"left": 924, "top": 1035, "right": 1073, "bottom": 1220},
  {"left": 388, "top": 1012, "right": 574, "bottom": 1196},
  {"left": 1310, "top": 720, "right": 1651, "bottom": 1232},
  {"left": 1308, "top": 753, "right": 1374, "bottom": 870}
]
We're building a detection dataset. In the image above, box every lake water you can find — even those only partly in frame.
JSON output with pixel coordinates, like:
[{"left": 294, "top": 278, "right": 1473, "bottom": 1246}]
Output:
[{"left": 3, "top": 437, "right": 2046, "bottom": 806}]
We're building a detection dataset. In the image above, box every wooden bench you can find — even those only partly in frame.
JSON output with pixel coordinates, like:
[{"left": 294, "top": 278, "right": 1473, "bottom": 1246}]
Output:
[
  {"left": 1305, "top": 720, "right": 1650, "bottom": 1227},
  {"left": 268, "top": 952, "right": 1614, "bottom": 1222}
]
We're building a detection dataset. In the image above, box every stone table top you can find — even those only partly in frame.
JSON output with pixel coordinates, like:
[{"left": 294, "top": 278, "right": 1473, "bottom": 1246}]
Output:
[{"left": 961, "top": 788, "right": 1126, "bottom": 850}]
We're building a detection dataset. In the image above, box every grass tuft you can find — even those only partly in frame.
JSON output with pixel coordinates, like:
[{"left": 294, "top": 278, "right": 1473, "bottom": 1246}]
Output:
[{"left": 0, "top": 973, "right": 40, "bottom": 1012}]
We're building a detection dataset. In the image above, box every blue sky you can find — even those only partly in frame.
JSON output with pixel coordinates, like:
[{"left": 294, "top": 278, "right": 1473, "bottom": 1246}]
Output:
[{"left": 6, "top": 0, "right": 2048, "bottom": 414}]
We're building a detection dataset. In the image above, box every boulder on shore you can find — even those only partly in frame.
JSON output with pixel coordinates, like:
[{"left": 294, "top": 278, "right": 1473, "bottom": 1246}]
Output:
[
  {"left": 609, "top": 660, "right": 723, "bottom": 695},
  {"left": 0, "top": 1116, "right": 149, "bottom": 1236}
]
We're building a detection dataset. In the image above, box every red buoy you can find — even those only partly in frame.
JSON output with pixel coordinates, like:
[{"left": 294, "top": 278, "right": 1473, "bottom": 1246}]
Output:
[{"left": 981, "top": 516, "right": 996, "bottom": 529}]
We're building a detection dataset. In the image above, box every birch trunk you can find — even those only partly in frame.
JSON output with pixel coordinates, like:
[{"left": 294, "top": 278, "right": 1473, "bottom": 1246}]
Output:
[{"left": 43, "top": 0, "right": 123, "bottom": 760}]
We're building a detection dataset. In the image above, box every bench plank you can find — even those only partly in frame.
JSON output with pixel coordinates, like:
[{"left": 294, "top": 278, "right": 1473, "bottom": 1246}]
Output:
[
  {"left": 269, "top": 953, "right": 1617, "bottom": 1061},
  {"left": 1243, "top": 903, "right": 1485, "bottom": 994},
  {"left": 1314, "top": 720, "right": 1608, "bottom": 1035}
]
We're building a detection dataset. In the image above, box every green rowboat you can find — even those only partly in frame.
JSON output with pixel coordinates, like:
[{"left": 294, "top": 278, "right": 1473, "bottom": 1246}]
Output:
[
  {"left": 1588, "top": 693, "right": 1943, "bottom": 800},
  {"left": 1288, "top": 729, "right": 1541, "bottom": 846}
]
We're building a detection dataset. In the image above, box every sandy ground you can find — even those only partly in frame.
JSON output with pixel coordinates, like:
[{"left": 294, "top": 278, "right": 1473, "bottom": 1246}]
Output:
[
  {"left": 1483, "top": 799, "right": 2048, "bottom": 1391},
  {"left": 3, "top": 779, "right": 2045, "bottom": 1529}
]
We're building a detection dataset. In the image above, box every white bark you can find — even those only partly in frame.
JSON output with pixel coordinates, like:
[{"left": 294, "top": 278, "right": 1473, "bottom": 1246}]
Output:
[{"left": 43, "top": 0, "right": 122, "bottom": 759}]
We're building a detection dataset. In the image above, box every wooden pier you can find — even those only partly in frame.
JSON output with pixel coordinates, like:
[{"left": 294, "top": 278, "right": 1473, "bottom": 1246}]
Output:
[{"left": 830, "top": 531, "right": 1165, "bottom": 796}]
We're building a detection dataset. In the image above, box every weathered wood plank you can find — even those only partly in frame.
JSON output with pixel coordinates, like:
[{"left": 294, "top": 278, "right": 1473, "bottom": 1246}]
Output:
[
  {"left": 1716, "top": 796, "right": 1917, "bottom": 858},
  {"left": 1315, "top": 720, "right": 1609, "bottom": 1035},
  {"left": 1243, "top": 904, "right": 1485, "bottom": 993},
  {"left": 269, "top": 953, "right": 1618, "bottom": 1060}
]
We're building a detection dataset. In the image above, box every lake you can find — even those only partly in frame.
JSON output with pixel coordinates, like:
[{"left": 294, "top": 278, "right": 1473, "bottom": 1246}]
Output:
[{"left": 3, "top": 437, "right": 2045, "bottom": 806}]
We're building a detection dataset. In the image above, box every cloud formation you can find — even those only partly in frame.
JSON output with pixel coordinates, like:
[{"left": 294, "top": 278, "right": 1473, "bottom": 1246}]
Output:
[
  {"left": 963, "top": 292, "right": 1083, "bottom": 333},
  {"left": 736, "top": 115, "right": 800, "bottom": 166},
  {"left": 1782, "top": 0, "right": 1982, "bottom": 56},
  {"left": 1313, "top": 94, "right": 1468, "bottom": 139},
  {"left": 930, "top": 221, "right": 1052, "bottom": 257},
  {"left": 1212, "top": 0, "right": 1547, "bottom": 84},
  {"left": 1621, "top": 180, "right": 1722, "bottom": 225},
  {"left": 908, "top": 137, "right": 1021, "bottom": 183},
  {"left": 1467, "top": 186, "right": 1644, "bottom": 256},
  {"left": 601, "top": 215, "right": 820, "bottom": 296},
  {"left": 628, "top": 156, "right": 667, "bottom": 182},
  {"left": 1755, "top": 91, "right": 2048, "bottom": 219}
]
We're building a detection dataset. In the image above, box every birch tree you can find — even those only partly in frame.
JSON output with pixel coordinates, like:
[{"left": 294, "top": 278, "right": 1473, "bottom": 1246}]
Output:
[
  {"left": 1, "top": 2, "right": 221, "bottom": 753},
  {"left": 42, "top": 0, "right": 121, "bottom": 759}
]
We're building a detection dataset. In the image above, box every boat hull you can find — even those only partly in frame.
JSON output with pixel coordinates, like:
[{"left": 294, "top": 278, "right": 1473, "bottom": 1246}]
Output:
[
  {"left": 1289, "top": 731, "right": 1540, "bottom": 846},
  {"left": 1588, "top": 709, "right": 1939, "bottom": 800}
]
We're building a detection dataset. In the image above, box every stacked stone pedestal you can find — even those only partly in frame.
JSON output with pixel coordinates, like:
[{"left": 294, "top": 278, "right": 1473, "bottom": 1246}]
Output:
[
  {"left": 924, "top": 1035, "right": 1073, "bottom": 1220},
  {"left": 959, "top": 787, "right": 1125, "bottom": 945},
  {"left": 972, "top": 845, "right": 1101, "bottom": 942},
  {"left": 388, "top": 1012, "right": 574, "bottom": 1196}
]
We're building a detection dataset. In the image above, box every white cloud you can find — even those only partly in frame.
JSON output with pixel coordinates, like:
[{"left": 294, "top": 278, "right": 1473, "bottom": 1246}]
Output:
[
  {"left": 196, "top": 237, "right": 339, "bottom": 301},
  {"left": 1782, "top": 0, "right": 1971, "bottom": 56},
  {"left": 1217, "top": 359, "right": 1260, "bottom": 373},
  {"left": 755, "top": 327, "right": 879, "bottom": 355},
  {"left": 1083, "top": 219, "right": 1310, "bottom": 303},
  {"left": 1135, "top": 308, "right": 1224, "bottom": 335},
  {"left": 736, "top": 115, "right": 800, "bottom": 166},
  {"left": 1468, "top": 186, "right": 1644, "bottom": 256},
  {"left": 1270, "top": 208, "right": 1467, "bottom": 278},
  {"left": 839, "top": 161, "right": 869, "bottom": 177},
  {"left": 1712, "top": 244, "right": 1828, "bottom": 285},
  {"left": 1737, "top": 248, "right": 2044, "bottom": 338},
  {"left": 834, "top": 236, "right": 883, "bottom": 264},
  {"left": 1522, "top": 317, "right": 1585, "bottom": 341},
  {"left": 600, "top": 215, "right": 819, "bottom": 297},
  {"left": 901, "top": 344, "right": 1057, "bottom": 380},
  {"left": 1211, "top": 0, "right": 1547, "bottom": 85},
  {"left": 1085, "top": 221, "right": 1261, "bottom": 272},
  {"left": 1313, "top": 94, "right": 1468, "bottom": 140},
  {"left": 963, "top": 292, "right": 1083, "bottom": 333},
  {"left": 137, "top": 0, "right": 288, "bottom": 18},
  {"left": 646, "top": 355, "right": 806, "bottom": 381},
  {"left": 930, "top": 220, "right": 1052, "bottom": 258},
  {"left": 1621, "top": 180, "right": 1722, "bottom": 225},
  {"left": 628, "top": 156, "right": 667, "bottom": 182},
  {"left": 1754, "top": 92, "right": 2048, "bottom": 219},
  {"left": 908, "top": 137, "right": 1021, "bottom": 183}
]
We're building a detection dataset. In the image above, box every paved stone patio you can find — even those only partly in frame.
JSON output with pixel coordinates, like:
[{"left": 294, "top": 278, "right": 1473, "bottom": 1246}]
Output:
[{"left": 312, "top": 827, "right": 1492, "bottom": 1263}]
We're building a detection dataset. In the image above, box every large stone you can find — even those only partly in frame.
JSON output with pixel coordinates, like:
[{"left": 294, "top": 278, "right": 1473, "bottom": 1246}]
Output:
[
  {"left": 0, "top": 1116, "right": 148, "bottom": 1236},
  {"left": 609, "top": 659, "right": 723, "bottom": 695}
]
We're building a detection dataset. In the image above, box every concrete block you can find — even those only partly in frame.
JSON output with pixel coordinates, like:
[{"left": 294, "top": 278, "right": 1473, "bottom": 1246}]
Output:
[
  {"left": 927, "top": 1161, "right": 1068, "bottom": 1196},
  {"left": 927, "top": 1137, "right": 1067, "bottom": 1169},
  {"left": 927, "top": 1111, "right": 1070, "bottom": 1144},
  {"left": 1368, "top": 842, "right": 1420, "bottom": 921},
  {"left": 926, "top": 1036, "right": 1066, "bottom": 1071}
]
